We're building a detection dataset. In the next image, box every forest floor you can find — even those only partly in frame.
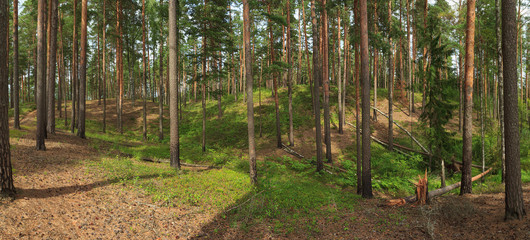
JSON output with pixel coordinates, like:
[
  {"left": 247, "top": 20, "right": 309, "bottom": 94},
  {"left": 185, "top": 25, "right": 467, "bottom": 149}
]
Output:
[{"left": 1, "top": 88, "right": 529, "bottom": 239}]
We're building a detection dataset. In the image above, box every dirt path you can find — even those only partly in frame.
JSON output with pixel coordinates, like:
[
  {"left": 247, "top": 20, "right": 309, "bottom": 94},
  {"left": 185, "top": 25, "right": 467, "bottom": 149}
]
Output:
[{"left": 0, "top": 111, "right": 211, "bottom": 240}]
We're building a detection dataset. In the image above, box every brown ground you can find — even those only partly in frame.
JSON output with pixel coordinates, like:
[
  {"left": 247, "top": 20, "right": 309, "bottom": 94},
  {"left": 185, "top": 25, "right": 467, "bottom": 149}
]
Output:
[{"left": 1, "top": 99, "right": 529, "bottom": 239}]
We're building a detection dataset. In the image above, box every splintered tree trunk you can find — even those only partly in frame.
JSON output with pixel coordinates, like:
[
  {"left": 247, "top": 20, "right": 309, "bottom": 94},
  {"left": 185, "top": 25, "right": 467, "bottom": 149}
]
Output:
[
  {"left": 360, "top": 0, "right": 372, "bottom": 198},
  {"left": 461, "top": 0, "right": 476, "bottom": 195},
  {"left": 169, "top": 0, "right": 180, "bottom": 169},
  {"left": 311, "top": 0, "right": 323, "bottom": 172},
  {"left": 36, "top": 0, "right": 47, "bottom": 150},
  {"left": 1, "top": 0, "right": 16, "bottom": 196},
  {"left": 142, "top": 0, "right": 147, "bottom": 141},
  {"left": 322, "top": 0, "right": 332, "bottom": 162},
  {"left": 243, "top": 0, "right": 257, "bottom": 185},
  {"left": 13, "top": 0, "right": 20, "bottom": 129},
  {"left": 502, "top": 0, "right": 526, "bottom": 220},
  {"left": 77, "top": 0, "right": 87, "bottom": 139}
]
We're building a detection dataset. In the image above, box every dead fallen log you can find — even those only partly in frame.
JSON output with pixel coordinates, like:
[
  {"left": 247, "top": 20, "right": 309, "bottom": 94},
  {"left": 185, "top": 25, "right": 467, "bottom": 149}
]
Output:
[
  {"left": 141, "top": 158, "right": 222, "bottom": 169},
  {"left": 281, "top": 143, "right": 305, "bottom": 159},
  {"left": 388, "top": 167, "right": 493, "bottom": 205},
  {"left": 370, "top": 106, "right": 431, "bottom": 155}
]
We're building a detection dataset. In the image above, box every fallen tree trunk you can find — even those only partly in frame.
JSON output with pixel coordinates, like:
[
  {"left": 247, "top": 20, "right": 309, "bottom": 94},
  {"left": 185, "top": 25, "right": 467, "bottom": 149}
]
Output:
[
  {"left": 371, "top": 106, "right": 430, "bottom": 155},
  {"left": 389, "top": 167, "right": 493, "bottom": 205},
  {"left": 141, "top": 158, "right": 222, "bottom": 169},
  {"left": 281, "top": 143, "right": 305, "bottom": 159}
]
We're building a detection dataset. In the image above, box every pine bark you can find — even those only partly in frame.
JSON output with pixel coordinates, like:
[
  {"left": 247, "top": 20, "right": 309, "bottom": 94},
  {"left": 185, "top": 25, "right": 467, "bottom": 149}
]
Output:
[
  {"left": 116, "top": 0, "right": 123, "bottom": 134},
  {"left": 142, "top": 0, "right": 147, "bottom": 141},
  {"left": 169, "top": 0, "right": 180, "bottom": 169},
  {"left": 71, "top": 0, "right": 77, "bottom": 134},
  {"left": 77, "top": 0, "right": 87, "bottom": 139},
  {"left": 388, "top": 0, "right": 394, "bottom": 151},
  {"left": 243, "top": 0, "right": 257, "bottom": 184},
  {"left": 36, "top": 0, "right": 47, "bottom": 150},
  {"left": 46, "top": 0, "right": 58, "bottom": 135},
  {"left": 1, "top": 0, "right": 15, "bottom": 196},
  {"left": 159, "top": 0, "right": 164, "bottom": 141},
  {"left": 461, "top": 0, "right": 476, "bottom": 195},
  {"left": 360, "top": 0, "right": 372, "bottom": 198},
  {"left": 287, "top": 0, "right": 294, "bottom": 146},
  {"left": 102, "top": 0, "right": 106, "bottom": 133},
  {"left": 322, "top": 0, "right": 331, "bottom": 162},
  {"left": 13, "top": 0, "right": 20, "bottom": 129},
  {"left": 311, "top": 0, "right": 323, "bottom": 172},
  {"left": 502, "top": 0, "right": 526, "bottom": 220}
]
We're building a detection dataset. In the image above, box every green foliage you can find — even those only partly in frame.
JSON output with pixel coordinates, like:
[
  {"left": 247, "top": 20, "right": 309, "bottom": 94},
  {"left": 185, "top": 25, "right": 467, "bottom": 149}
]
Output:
[{"left": 420, "top": 29, "right": 458, "bottom": 170}]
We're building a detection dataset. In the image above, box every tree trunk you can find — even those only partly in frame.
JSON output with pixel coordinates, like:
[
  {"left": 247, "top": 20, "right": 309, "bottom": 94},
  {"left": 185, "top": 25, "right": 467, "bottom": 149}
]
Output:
[
  {"left": 502, "top": 0, "right": 526, "bottom": 220},
  {"left": 495, "top": 0, "right": 504, "bottom": 182},
  {"left": 243, "top": 0, "right": 257, "bottom": 185},
  {"left": 372, "top": 2, "right": 378, "bottom": 122},
  {"left": 287, "top": 0, "right": 294, "bottom": 147},
  {"left": 311, "top": 0, "right": 323, "bottom": 172},
  {"left": 57, "top": 12, "right": 63, "bottom": 119},
  {"left": 159, "top": 0, "right": 164, "bottom": 141},
  {"left": 13, "top": 0, "right": 20, "bottom": 130},
  {"left": 337, "top": 9, "right": 343, "bottom": 134},
  {"left": 77, "top": 0, "right": 87, "bottom": 139},
  {"left": 36, "top": 0, "right": 47, "bottom": 150},
  {"left": 142, "top": 0, "right": 147, "bottom": 141},
  {"left": 1, "top": 0, "right": 15, "bottom": 197},
  {"left": 321, "top": 0, "right": 331, "bottom": 162},
  {"left": 360, "top": 0, "right": 372, "bottom": 199},
  {"left": 354, "top": 0, "right": 361, "bottom": 194},
  {"left": 388, "top": 0, "right": 394, "bottom": 151},
  {"left": 102, "top": 0, "right": 106, "bottom": 133},
  {"left": 116, "top": 0, "right": 123, "bottom": 134},
  {"left": 461, "top": 0, "right": 476, "bottom": 195},
  {"left": 169, "top": 0, "right": 180, "bottom": 169},
  {"left": 71, "top": 0, "right": 77, "bottom": 134}
]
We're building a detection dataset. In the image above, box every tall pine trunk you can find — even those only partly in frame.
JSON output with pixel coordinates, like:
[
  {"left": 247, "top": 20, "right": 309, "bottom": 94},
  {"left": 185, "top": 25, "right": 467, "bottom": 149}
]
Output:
[
  {"left": 36, "top": 0, "right": 47, "bottom": 150},
  {"left": 360, "top": 0, "right": 372, "bottom": 199},
  {"left": 461, "top": 0, "right": 476, "bottom": 195},
  {"left": 77, "top": 0, "right": 87, "bottom": 139},
  {"left": 502, "top": 0, "right": 526, "bottom": 220},
  {"left": 169, "top": 0, "right": 180, "bottom": 169},
  {"left": 243, "top": 0, "right": 257, "bottom": 184},
  {"left": 142, "top": 0, "right": 148, "bottom": 141},
  {"left": 1, "top": 0, "right": 16, "bottom": 196},
  {"left": 13, "top": 0, "right": 20, "bottom": 130},
  {"left": 311, "top": 0, "right": 323, "bottom": 172}
]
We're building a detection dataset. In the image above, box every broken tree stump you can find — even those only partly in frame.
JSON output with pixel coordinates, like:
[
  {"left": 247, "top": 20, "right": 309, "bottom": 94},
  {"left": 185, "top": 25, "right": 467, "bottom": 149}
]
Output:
[{"left": 388, "top": 168, "right": 493, "bottom": 206}]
